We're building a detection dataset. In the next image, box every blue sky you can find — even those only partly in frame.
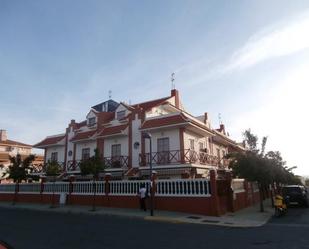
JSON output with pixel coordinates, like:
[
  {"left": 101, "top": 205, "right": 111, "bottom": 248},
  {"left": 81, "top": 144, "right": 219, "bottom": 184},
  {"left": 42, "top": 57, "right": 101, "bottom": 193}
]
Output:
[{"left": 1, "top": 1, "right": 309, "bottom": 175}]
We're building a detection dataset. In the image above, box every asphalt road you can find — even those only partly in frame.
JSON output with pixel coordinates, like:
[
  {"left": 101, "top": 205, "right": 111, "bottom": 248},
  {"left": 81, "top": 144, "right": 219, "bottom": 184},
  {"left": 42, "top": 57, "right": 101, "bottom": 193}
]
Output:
[{"left": 1, "top": 206, "right": 309, "bottom": 249}]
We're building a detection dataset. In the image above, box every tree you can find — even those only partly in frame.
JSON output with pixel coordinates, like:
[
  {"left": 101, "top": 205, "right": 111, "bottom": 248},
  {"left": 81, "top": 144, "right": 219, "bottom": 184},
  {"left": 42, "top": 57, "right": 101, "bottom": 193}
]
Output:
[
  {"left": 227, "top": 129, "right": 299, "bottom": 212},
  {"left": 2, "top": 154, "right": 35, "bottom": 183},
  {"left": 45, "top": 160, "right": 62, "bottom": 176},
  {"left": 79, "top": 148, "right": 106, "bottom": 211},
  {"left": 79, "top": 149, "right": 105, "bottom": 179}
]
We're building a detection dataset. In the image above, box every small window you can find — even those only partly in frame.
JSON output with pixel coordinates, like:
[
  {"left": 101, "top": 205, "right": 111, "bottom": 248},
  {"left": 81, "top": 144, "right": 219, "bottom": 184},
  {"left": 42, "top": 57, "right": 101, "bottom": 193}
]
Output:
[
  {"left": 116, "top": 111, "right": 126, "bottom": 120},
  {"left": 82, "top": 148, "right": 90, "bottom": 160},
  {"left": 88, "top": 117, "right": 96, "bottom": 126},
  {"left": 51, "top": 152, "right": 58, "bottom": 162}
]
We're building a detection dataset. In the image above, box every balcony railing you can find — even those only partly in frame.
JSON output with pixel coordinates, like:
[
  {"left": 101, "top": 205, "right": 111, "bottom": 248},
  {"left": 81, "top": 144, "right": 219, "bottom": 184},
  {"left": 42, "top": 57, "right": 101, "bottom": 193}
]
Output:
[
  {"left": 66, "top": 156, "right": 129, "bottom": 172},
  {"left": 29, "top": 162, "right": 66, "bottom": 174},
  {"left": 139, "top": 149, "right": 229, "bottom": 168},
  {"left": 103, "top": 156, "right": 129, "bottom": 169}
]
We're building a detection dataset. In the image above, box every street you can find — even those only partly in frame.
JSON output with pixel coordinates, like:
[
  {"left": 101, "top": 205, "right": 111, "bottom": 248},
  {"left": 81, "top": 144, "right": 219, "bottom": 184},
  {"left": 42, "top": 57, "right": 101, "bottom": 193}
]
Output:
[{"left": 1, "top": 206, "right": 309, "bottom": 249}]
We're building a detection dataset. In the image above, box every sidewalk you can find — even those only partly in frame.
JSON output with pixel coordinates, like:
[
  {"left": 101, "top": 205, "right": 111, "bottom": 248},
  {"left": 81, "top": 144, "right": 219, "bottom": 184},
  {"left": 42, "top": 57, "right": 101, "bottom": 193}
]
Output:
[{"left": 0, "top": 199, "right": 273, "bottom": 228}]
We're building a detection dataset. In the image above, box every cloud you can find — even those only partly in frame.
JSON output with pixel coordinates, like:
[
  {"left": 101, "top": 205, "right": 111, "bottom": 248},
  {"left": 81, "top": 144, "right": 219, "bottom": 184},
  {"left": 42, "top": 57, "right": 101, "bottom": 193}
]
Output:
[
  {"left": 226, "top": 10, "right": 309, "bottom": 71},
  {"left": 177, "top": 10, "right": 309, "bottom": 86},
  {"left": 228, "top": 62, "right": 309, "bottom": 175}
]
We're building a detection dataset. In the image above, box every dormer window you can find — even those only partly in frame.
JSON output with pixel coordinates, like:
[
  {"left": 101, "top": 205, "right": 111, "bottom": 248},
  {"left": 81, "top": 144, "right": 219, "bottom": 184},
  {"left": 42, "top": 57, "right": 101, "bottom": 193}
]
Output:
[
  {"left": 116, "top": 111, "right": 126, "bottom": 120},
  {"left": 88, "top": 117, "right": 96, "bottom": 126}
]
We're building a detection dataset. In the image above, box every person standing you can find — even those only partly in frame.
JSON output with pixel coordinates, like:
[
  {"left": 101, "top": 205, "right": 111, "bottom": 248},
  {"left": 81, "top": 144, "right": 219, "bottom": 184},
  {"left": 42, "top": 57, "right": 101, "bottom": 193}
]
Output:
[{"left": 138, "top": 183, "right": 148, "bottom": 211}]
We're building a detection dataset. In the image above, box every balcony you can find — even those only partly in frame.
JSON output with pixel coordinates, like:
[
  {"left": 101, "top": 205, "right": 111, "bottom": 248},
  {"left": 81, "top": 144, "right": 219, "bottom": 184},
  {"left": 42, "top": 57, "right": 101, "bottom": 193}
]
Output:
[
  {"left": 139, "top": 149, "right": 229, "bottom": 168},
  {"left": 103, "top": 156, "right": 129, "bottom": 169},
  {"left": 29, "top": 161, "right": 66, "bottom": 175},
  {"left": 66, "top": 156, "right": 129, "bottom": 172}
]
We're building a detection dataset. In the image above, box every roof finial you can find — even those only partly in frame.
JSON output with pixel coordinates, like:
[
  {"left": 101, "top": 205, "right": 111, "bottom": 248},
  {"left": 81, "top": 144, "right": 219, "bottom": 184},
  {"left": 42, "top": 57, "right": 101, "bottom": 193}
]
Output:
[
  {"left": 171, "top": 72, "right": 175, "bottom": 90},
  {"left": 108, "top": 90, "right": 112, "bottom": 100}
]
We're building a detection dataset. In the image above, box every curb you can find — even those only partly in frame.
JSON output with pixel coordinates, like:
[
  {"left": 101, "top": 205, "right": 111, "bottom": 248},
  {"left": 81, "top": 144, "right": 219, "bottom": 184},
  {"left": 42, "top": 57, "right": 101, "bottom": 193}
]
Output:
[
  {"left": 0, "top": 203, "right": 273, "bottom": 228},
  {"left": 144, "top": 216, "right": 185, "bottom": 224}
]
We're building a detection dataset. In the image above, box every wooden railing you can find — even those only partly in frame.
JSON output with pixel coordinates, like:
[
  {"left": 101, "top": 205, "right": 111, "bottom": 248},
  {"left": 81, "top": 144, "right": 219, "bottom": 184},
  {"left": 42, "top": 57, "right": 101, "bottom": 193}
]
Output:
[
  {"left": 66, "top": 156, "right": 129, "bottom": 172},
  {"left": 103, "top": 156, "right": 129, "bottom": 169},
  {"left": 66, "top": 160, "right": 81, "bottom": 172},
  {"left": 29, "top": 162, "right": 66, "bottom": 174},
  {"left": 139, "top": 149, "right": 228, "bottom": 167}
]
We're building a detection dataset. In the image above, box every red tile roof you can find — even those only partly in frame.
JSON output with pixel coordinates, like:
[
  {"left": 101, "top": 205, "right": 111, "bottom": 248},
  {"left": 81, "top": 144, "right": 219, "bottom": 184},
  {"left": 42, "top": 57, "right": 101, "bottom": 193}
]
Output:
[
  {"left": 76, "top": 120, "right": 87, "bottom": 129},
  {"left": 141, "top": 114, "right": 188, "bottom": 129},
  {"left": 0, "top": 139, "right": 32, "bottom": 148},
  {"left": 98, "top": 124, "right": 128, "bottom": 137},
  {"left": 70, "top": 130, "right": 97, "bottom": 142},
  {"left": 96, "top": 112, "right": 115, "bottom": 124},
  {"left": 141, "top": 113, "right": 214, "bottom": 134},
  {"left": 34, "top": 135, "right": 65, "bottom": 148},
  {"left": 131, "top": 96, "right": 171, "bottom": 111}
]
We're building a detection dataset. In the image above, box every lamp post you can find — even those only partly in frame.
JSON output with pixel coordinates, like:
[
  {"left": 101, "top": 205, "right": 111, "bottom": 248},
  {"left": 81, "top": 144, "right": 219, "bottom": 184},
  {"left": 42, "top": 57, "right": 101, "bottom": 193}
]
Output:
[{"left": 142, "top": 132, "right": 154, "bottom": 216}]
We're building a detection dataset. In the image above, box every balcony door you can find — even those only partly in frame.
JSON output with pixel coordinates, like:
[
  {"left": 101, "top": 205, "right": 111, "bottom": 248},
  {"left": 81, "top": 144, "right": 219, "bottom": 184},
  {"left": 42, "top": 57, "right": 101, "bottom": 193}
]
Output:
[
  {"left": 111, "top": 144, "right": 121, "bottom": 167},
  {"left": 157, "top": 137, "right": 170, "bottom": 164}
]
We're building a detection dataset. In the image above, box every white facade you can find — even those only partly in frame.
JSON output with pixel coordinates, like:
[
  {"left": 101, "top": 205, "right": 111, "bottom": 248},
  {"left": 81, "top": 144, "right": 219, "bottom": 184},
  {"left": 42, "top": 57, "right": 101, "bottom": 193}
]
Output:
[
  {"left": 46, "top": 146, "right": 65, "bottom": 162},
  {"left": 131, "top": 114, "right": 141, "bottom": 168},
  {"left": 184, "top": 130, "right": 209, "bottom": 152},
  {"left": 34, "top": 89, "right": 243, "bottom": 179},
  {"left": 66, "top": 127, "right": 75, "bottom": 164},
  {"left": 145, "top": 129, "right": 180, "bottom": 153},
  {"left": 104, "top": 136, "right": 128, "bottom": 158},
  {"left": 75, "top": 141, "right": 96, "bottom": 161}
]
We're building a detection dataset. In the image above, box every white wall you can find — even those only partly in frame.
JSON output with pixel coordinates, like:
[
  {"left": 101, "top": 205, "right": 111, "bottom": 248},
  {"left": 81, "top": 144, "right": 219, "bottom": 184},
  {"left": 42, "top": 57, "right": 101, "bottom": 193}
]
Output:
[
  {"left": 146, "top": 106, "right": 170, "bottom": 118},
  {"left": 132, "top": 114, "right": 141, "bottom": 167},
  {"left": 86, "top": 110, "right": 97, "bottom": 125},
  {"left": 75, "top": 141, "right": 97, "bottom": 161},
  {"left": 183, "top": 131, "right": 209, "bottom": 152},
  {"left": 212, "top": 142, "right": 228, "bottom": 159},
  {"left": 104, "top": 136, "right": 128, "bottom": 158},
  {"left": 145, "top": 128, "right": 180, "bottom": 153},
  {"left": 66, "top": 127, "right": 75, "bottom": 164},
  {"left": 0, "top": 145, "right": 31, "bottom": 155},
  {"left": 46, "top": 146, "right": 65, "bottom": 163}
]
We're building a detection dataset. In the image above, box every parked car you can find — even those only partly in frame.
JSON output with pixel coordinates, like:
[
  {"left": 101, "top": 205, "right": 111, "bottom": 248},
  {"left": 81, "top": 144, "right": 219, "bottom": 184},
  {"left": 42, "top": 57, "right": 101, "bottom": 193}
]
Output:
[{"left": 282, "top": 185, "right": 308, "bottom": 207}]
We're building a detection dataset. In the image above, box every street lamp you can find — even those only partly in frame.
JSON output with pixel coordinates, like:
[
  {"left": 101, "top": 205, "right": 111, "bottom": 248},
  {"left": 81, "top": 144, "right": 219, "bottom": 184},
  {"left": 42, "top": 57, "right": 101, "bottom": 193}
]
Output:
[{"left": 142, "top": 132, "right": 154, "bottom": 216}]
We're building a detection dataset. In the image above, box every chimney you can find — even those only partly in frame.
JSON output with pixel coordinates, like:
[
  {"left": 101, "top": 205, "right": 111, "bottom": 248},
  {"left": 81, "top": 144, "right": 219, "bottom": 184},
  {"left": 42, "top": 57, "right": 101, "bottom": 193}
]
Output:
[
  {"left": 204, "top": 112, "right": 208, "bottom": 124},
  {"left": 219, "top": 124, "right": 226, "bottom": 135},
  {"left": 0, "top": 130, "right": 7, "bottom": 141},
  {"left": 171, "top": 89, "right": 180, "bottom": 108}
]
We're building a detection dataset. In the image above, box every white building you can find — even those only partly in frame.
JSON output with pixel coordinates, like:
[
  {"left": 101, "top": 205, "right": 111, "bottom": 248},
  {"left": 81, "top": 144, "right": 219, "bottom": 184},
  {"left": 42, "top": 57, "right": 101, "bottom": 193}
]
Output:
[
  {"left": 34, "top": 89, "right": 244, "bottom": 179},
  {"left": 0, "top": 130, "right": 43, "bottom": 182}
]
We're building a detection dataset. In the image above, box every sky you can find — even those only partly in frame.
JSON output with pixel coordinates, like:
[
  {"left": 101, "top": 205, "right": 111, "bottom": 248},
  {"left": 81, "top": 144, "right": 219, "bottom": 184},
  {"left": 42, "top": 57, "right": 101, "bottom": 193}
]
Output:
[{"left": 1, "top": 1, "right": 309, "bottom": 175}]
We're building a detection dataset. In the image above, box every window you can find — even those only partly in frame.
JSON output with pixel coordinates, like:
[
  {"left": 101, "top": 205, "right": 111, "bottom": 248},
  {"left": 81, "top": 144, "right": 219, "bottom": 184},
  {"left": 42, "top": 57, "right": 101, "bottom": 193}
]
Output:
[
  {"left": 189, "top": 139, "right": 195, "bottom": 150},
  {"left": 51, "top": 152, "right": 58, "bottom": 162},
  {"left": 199, "top": 142, "right": 204, "bottom": 151},
  {"left": 157, "top": 137, "right": 170, "bottom": 164},
  {"left": 116, "top": 111, "right": 126, "bottom": 120},
  {"left": 82, "top": 148, "right": 90, "bottom": 160},
  {"left": 88, "top": 117, "right": 96, "bottom": 126},
  {"left": 111, "top": 144, "right": 121, "bottom": 158}
]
